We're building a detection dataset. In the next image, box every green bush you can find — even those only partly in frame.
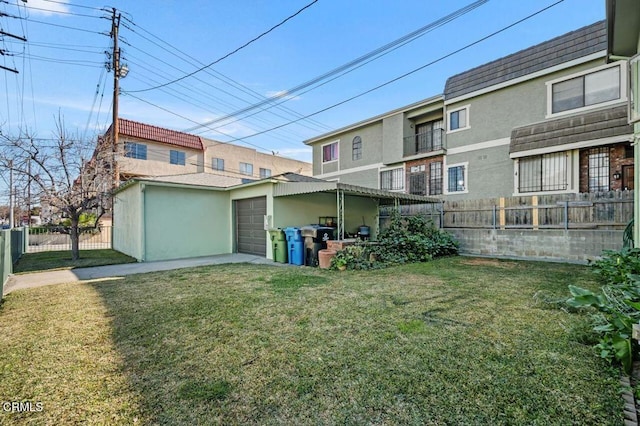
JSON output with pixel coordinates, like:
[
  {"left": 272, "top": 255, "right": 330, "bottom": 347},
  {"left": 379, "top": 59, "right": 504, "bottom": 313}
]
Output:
[
  {"left": 371, "top": 211, "right": 458, "bottom": 265},
  {"left": 567, "top": 248, "right": 640, "bottom": 374},
  {"left": 330, "top": 211, "right": 458, "bottom": 270}
]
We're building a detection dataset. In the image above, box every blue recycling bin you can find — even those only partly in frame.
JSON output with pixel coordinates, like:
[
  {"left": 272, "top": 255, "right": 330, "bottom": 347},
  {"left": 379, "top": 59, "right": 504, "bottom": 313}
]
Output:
[{"left": 284, "top": 227, "right": 304, "bottom": 266}]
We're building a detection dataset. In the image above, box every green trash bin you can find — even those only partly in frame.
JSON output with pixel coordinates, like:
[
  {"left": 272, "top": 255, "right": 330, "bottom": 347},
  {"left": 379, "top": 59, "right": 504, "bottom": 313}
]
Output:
[{"left": 268, "top": 229, "right": 288, "bottom": 263}]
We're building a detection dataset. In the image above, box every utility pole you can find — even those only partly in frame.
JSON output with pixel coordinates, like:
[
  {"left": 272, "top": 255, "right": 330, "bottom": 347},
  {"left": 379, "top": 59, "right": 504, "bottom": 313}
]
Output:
[
  {"left": 0, "top": 29, "right": 26, "bottom": 74},
  {"left": 26, "top": 157, "right": 31, "bottom": 226},
  {"left": 110, "top": 8, "right": 121, "bottom": 191},
  {"left": 8, "top": 160, "right": 13, "bottom": 229}
]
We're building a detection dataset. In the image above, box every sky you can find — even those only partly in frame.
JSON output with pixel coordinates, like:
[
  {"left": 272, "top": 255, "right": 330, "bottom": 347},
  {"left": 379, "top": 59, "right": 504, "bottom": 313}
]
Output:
[{"left": 0, "top": 0, "right": 606, "bottom": 202}]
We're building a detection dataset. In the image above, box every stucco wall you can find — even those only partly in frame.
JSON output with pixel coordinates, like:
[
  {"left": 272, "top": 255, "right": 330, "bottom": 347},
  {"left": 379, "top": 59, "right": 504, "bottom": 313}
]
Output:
[
  {"left": 443, "top": 57, "right": 609, "bottom": 200},
  {"left": 445, "top": 58, "right": 605, "bottom": 149},
  {"left": 118, "top": 139, "right": 203, "bottom": 177},
  {"left": 143, "top": 185, "right": 231, "bottom": 261},
  {"left": 381, "top": 114, "right": 404, "bottom": 165},
  {"left": 311, "top": 121, "right": 384, "bottom": 177},
  {"left": 447, "top": 228, "right": 623, "bottom": 264},
  {"left": 204, "top": 139, "right": 311, "bottom": 177},
  {"left": 113, "top": 184, "right": 142, "bottom": 260},
  {"left": 444, "top": 144, "right": 514, "bottom": 201}
]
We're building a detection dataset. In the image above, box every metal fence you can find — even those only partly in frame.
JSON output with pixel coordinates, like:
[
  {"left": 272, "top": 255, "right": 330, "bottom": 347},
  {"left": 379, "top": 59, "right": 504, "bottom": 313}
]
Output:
[
  {"left": 1, "top": 227, "right": 27, "bottom": 297},
  {"left": 27, "top": 226, "right": 112, "bottom": 253}
]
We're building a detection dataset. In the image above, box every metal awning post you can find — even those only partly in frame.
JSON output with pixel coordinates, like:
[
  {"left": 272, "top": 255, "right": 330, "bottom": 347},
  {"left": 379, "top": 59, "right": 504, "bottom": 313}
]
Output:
[{"left": 337, "top": 189, "right": 345, "bottom": 240}]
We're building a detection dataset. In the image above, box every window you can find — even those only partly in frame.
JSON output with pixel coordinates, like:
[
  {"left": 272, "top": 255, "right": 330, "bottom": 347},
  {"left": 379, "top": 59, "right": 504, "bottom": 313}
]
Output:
[
  {"left": 212, "top": 158, "right": 224, "bottom": 171},
  {"left": 408, "top": 165, "right": 426, "bottom": 195},
  {"left": 260, "top": 168, "right": 271, "bottom": 178},
  {"left": 551, "top": 65, "right": 621, "bottom": 114},
  {"left": 447, "top": 164, "right": 466, "bottom": 192},
  {"left": 352, "top": 136, "right": 362, "bottom": 161},
  {"left": 518, "top": 152, "right": 568, "bottom": 193},
  {"left": 169, "top": 150, "right": 185, "bottom": 166},
  {"left": 415, "top": 120, "right": 444, "bottom": 151},
  {"left": 240, "top": 162, "right": 253, "bottom": 176},
  {"left": 448, "top": 106, "right": 468, "bottom": 132},
  {"left": 380, "top": 168, "right": 404, "bottom": 191},
  {"left": 124, "top": 142, "right": 147, "bottom": 160},
  {"left": 588, "top": 147, "right": 609, "bottom": 192},
  {"left": 322, "top": 141, "right": 338, "bottom": 163},
  {"left": 429, "top": 161, "right": 443, "bottom": 195}
]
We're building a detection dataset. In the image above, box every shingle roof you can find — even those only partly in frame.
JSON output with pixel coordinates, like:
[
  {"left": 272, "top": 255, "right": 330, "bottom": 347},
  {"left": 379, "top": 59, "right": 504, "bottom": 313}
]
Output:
[
  {"left": 444, "top": 21, "right": 607, "bottom": 100},
  {"left": 510, "top": 105, "right": 632, "bottom": 154},
  {"left": 117, "top": 119, "right": 204, "bottom": 151}
]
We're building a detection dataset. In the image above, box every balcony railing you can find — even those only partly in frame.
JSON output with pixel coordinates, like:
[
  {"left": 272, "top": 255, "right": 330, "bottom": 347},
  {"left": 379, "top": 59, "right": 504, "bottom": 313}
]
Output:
[{"left": 403, "top": 128, "right": 445, "bottom": 157}]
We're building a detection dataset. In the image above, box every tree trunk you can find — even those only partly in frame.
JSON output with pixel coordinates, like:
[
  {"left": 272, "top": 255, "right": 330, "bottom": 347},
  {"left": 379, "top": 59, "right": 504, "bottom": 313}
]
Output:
[{"left": 70, "top": 217, "right": 80, "bottom": 261}]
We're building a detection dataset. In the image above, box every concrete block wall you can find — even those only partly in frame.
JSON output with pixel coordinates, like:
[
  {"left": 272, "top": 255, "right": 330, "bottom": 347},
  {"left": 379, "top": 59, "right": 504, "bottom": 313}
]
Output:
[{"left": 447, "top": 228, "right": 624, "bottom": 264}]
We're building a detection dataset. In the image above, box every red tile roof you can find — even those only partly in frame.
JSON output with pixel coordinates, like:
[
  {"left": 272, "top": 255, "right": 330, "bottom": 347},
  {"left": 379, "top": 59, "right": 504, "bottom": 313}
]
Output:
[{"left": 116, "top": 118, "right": 204, "bottom": 151}]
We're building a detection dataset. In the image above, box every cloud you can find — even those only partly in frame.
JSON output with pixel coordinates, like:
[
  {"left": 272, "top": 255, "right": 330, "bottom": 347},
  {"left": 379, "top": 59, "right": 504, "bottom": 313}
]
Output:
[
  {"left": 25, "top": 0, "right": 71, "bottom": 16},
  {"left": 265, "top": 90, "right": 301, "bottom": 101},
  {"left": 274, "top": 147, "right": 312, "bottom": 163}
]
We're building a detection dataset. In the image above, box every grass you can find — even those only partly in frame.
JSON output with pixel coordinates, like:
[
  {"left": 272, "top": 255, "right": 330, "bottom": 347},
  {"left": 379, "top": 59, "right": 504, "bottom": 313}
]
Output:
[
  {"left": 12, "top": 249, "right": 137, "bottom": 274},
  {"left": 0, "top": 257, "right": 624, "bottom": 425}
]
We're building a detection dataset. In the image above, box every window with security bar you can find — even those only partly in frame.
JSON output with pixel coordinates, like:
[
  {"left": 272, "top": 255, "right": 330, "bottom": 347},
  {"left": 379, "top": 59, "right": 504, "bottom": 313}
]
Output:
[
  {"left": 587, "top": 147, "right": 609, "bottom": 192},
  {"left": 429, "top": 161, "right": 443, "bottom": 195},
  {"left": 518, "top": 152, "right": 568, "bottom": 193},
  {"left": 408, "top": 165, "right": 426, "bottom": 195},
  {"left": 380, "top": 168, "right": 404, "bottom": 191}
]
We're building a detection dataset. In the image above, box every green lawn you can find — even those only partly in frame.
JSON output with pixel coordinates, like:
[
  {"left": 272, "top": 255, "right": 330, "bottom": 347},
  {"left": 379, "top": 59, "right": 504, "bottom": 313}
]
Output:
[
  {"left": 0, "top": 257, "right": 623, "bottom": 425},
  {"left": 12, "top": 250, "right": 137, "bottom": 274}
]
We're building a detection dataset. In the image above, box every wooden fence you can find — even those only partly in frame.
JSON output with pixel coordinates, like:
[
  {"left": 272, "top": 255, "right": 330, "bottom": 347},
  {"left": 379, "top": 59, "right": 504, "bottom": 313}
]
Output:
[{"left": 380, "top": 191, "right": 633, "bottom": 230}]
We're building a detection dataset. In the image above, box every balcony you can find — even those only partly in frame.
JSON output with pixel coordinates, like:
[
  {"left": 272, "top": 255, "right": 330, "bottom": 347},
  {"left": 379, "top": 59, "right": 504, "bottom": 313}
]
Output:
[{"left": 403, "top": 128, "right": 445, "bottom": 157}]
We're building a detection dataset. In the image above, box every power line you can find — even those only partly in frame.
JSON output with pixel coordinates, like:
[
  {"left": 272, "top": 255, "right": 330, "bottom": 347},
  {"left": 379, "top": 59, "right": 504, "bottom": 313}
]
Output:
[
  {"left": 180, "top": 0, "right": 489, "bottom": 132},
  {"left": 207, "top": 0, "right": 566, "bottom": 146},
  {"left": 21, "top": 17, "right": 105, "bottom": 35},
  {"left": 125, "top": 0, "right": 319, "bottom": 93},
  {"left": 120, "top": 17, "right": 331, "bottom": 132}
]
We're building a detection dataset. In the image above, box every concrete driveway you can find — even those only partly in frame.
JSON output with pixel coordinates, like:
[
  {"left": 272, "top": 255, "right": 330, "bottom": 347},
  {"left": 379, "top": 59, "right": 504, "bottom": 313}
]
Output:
[{"left": 3, "top": 253, "right": 289, "bottom": 296}]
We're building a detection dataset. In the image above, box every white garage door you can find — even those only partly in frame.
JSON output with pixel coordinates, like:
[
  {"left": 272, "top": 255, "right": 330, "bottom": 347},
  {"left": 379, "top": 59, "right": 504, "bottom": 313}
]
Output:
[{"left": 235, "top": 197, "right": 267, "bottom": 256}]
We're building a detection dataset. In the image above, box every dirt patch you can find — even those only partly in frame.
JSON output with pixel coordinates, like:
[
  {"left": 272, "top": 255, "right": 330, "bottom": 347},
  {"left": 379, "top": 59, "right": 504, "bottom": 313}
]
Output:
[{"left": 461, "top": 258, "right": 519, "bottom": 269}]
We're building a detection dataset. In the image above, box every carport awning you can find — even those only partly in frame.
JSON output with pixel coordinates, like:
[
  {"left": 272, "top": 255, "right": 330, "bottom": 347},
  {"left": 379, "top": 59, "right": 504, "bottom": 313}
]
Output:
[
  {"left": 273, "top": 181, "right": 440, "bottom": 240},
  {"left": 272, "top": 181, "right": 440, "bottom": 205}
]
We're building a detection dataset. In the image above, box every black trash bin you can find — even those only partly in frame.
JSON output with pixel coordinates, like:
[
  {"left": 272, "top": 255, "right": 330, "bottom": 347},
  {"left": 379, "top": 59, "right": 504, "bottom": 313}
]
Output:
[{"left": 300, "top": 225, "right": 335, "bottom": 266}]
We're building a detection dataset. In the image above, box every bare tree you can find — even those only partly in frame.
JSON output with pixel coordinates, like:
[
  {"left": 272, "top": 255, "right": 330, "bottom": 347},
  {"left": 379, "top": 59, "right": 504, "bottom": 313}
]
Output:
[{"left": 0, "top": 116, "right": 113, "bottom": 260}]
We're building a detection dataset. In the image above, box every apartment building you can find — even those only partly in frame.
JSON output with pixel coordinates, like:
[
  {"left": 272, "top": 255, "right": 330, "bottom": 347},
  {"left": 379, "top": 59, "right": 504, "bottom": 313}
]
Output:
[
  {"left": 305, "top": 21, "right": 635, "bottom": 201},
  {"left": 102, "top": 118, "right": 312, "bottom": 185}
]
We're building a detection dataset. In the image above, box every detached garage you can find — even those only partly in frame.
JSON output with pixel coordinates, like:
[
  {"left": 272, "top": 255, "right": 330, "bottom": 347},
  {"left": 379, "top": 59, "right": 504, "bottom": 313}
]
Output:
[{"left": 113, "top": 173, "right": 438, "bottom": 262}]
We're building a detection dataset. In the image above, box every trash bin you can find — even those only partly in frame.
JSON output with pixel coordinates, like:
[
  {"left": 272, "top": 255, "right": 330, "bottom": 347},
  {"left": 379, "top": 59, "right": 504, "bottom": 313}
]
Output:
[
  {"left": 284, "top": 227, "right": 304, "bottom": 266},
  {"left": 301, "top": 225, "right": 335, "bottom": 266},
  {"left": 268, "top": 229, "right": 287, "bottom": 263}
]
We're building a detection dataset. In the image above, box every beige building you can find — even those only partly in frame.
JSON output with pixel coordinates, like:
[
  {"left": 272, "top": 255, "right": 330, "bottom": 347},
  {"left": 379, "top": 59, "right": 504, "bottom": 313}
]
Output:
[{"left": 103, "top": 119, "right": 311, "bottom": 185}]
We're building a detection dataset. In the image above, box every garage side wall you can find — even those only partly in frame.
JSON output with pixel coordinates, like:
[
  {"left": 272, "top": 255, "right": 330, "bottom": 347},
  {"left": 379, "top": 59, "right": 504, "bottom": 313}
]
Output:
[
  {"left": 144, "top": 185, "right": 231, "bottom": 261},
  {"left": 113, "top": 184, "right": 142, "bottom": 260}
]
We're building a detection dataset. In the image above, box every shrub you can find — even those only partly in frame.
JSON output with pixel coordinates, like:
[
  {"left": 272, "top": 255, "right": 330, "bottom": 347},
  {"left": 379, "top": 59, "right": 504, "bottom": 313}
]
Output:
[
  {"left": 330, "top": 211, "right": 458, "bottom": 270},
  {"left": 566, "top": 248, "right": 640, "bottom": 374},
  {"left": 371, "top": 210, "right": 458, "bottom": 265}
]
